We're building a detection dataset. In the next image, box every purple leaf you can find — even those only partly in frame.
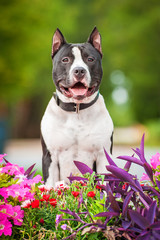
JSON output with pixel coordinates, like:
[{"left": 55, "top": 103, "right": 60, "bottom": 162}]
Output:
[
  {"left": 60, "top": 209, "right": 85, "bottom": 224},
  {"left": 139, "top": 194, "right": 150, "bottom": 210},
  {"left": 140, "top": 133, "right": 146, "bottom": 163},
  {"left": 123, "top": 160, "right": 132, "bottom": 172},
  {"left": 104, "top": 148, "right": 117, "bottom": 166},
  {"left": 4, "top": 158, "right": 9, "bottom": 163},
  {"left": 136, "top": 232, "right": 151, "bottom": 240},
  {"left": 122, "top": 220, "right": 131, "bottom": 229},
  {"left": 74, "top": 161, "right": 93, "bottom": 175},
  {"left": 129, "top": 210, "right": 149, "bottom": 229},
  {"left": 117, "top": 155, "right": 143, "bottom": 166},
  {"left": 132, "top": 148, "right": 141, "bottom": 158},
  {"left": 146, "top": 201, "right": 157, "bottom": 225},
  {"left": 152, "top": 231, "right": 160, "bottom": 239},
  {"left": 156, "top": 180, "right": 160, "bottom": 190},
  {"left": 106, "top": 165, "right": 142, "bottom": 192},
  {"left": 27, "top": 169, "right": 37, "bottom": 179},
  {"left": 143, "top": 185, "right": 160, "bottom": 198},
  {"left": 122, "top": 191, "right": 134, "bottom": 215},
  {"left": 25, "top": 163, "right": 36, "bottom": 177},
  {"left": 151, "top": 222, "right": 160, "bottom": 230},
  {"left": 143, "top": 162, "right": 154, "bottom": 183},
  {"left": 108, "top": 191, "right": 120, "bottom": 213},
  {"left": 78, "top": 192, "right": 84, "bottom": 208},
  {"left": 94, "top": 211, "right": 119, "bottom": 218},
  {"left": 68, "top": 176, "right": 88, "bottom": 183}
]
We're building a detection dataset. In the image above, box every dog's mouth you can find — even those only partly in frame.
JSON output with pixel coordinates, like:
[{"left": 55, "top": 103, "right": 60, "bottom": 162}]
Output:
[{"left": 60, "top": 82, "right": 96, "bottom": 99}]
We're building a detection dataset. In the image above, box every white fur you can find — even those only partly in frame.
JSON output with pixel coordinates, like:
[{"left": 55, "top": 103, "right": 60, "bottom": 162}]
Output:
[
  {"left": 41, "top": 94, "right": 113, "bottom": 186},
  {"left": 69, "top": 47, "right": 91, "bottom": 86}
]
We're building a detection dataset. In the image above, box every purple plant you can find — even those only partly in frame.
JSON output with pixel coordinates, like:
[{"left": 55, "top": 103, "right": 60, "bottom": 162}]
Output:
[{"left": 64, "top": 134, "right": 160, "bottom": 240}]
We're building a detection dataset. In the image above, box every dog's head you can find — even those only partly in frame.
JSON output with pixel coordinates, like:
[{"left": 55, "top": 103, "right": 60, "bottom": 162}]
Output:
[{"left": 51, "top": 27, "right": 103, "bottom": 101}]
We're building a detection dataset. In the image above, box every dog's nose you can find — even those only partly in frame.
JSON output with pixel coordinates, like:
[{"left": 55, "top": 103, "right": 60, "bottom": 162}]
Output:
[{"left": 73, "top": 67, "right": 86, "bottom": 79}]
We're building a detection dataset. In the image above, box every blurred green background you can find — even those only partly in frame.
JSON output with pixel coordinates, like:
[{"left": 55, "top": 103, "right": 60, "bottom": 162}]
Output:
[{"left": 0, "top": 0, "right": 160, "bottom": 147}]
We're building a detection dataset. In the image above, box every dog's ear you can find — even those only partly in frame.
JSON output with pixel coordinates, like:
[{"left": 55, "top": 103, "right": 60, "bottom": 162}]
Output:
[
  {"left": 88, "top": 27, "right": 102, "bottom": 57},
  {"left": 52, "top": 28, "right": 66, "bottom": 58}
]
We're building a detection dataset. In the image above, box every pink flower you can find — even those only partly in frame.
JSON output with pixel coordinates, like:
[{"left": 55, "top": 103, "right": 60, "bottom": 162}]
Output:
[
  {"left": 12, "top": 206, "right": 24, "bottom": 226},
  {"left": 150, "top": 153, "right": 160, "bottom": 169},
  {"left": 55, "top": 214, "right": 62, "bottom": 228},
  {"left": 0, "top": 162, "right": 25, "bottom": 176},
  {"left": 0, "top": 215, "right": 12, "bottom": 236},
  {"left": 0, "top": 154, "right": 7, "bottom": 163},
  {"left": 1, "top": 182, "right": 35, "bottom": 201},
  {"left": 61, "top": 224, "right": 68, "bottom": 230},
  {"left": 0, "top": 204, "right": 14, "bottom": 218},
  {"left": 0, "top": 204, "right": 24, "bottom": 227},
  {"left": 21, "top": 175, "right": 43, "bottom": 186},
  {"left": 0, "top": 188, "right": 8, "bottom": 199},
  {"left": 2, "top": 184, "right": 29, "bottom": 199},
  {"left": 140, "top": 173, "right": 150, "bottom": 182}
]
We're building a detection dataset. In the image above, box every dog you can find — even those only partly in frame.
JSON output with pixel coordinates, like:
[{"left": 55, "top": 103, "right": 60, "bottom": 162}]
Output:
[{"left": 41, "top": 27, "right": 114, "bottom": 186}]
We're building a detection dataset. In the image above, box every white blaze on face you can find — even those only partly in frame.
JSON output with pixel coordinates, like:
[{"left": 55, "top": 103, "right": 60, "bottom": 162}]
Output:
[{"left": 69, "top": 47, "right": 91, "bottom": 86}]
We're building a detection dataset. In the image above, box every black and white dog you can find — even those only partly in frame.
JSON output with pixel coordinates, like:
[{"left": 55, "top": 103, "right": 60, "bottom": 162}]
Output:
[{"left": 41, "top": 27, "right": 113, "bottom": 186}]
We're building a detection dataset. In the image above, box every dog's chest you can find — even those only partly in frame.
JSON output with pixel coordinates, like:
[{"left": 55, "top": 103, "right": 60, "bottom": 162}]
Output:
[
  {"left": 43, "top": 109, "right": 103, "bottom": 153},
  {"left": 41, "top": 96, "right": 113, "bottom": 160}
]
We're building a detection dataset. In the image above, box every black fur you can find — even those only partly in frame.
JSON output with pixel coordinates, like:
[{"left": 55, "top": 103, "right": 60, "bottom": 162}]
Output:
[
  {"left": 110, "top": 131, "right": 113, "bottom": 154},
  {"left": 40, "top": 134, "right": 52, "bottom": 182}
]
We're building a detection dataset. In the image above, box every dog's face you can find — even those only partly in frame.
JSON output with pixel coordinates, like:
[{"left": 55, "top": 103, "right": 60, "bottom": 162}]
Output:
[{"left": 51, "top": 27, "right": 103, "bottom": 100}]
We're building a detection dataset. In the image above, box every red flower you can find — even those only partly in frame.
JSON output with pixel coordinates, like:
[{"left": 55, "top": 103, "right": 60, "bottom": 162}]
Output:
[
  {"left": 80, "top": 181, "right": 87, "bottom": 186},
  {"left": 33, "top": 224, "right": 37, "bottom": 228},
  {"left": 71, "top": 191, "right": 80, "bottom": 197},
  {"left": 49, "top": 198, "right": 57, "bottom": 207},
  {"left": 43, "top": 194, "right": 50, "bottom": 201},
  {"left": 31, "top": 200, "right": 40, "bottom": 208},
  {"left": 58, "top": 190, "right": 62, "bottom": 195},
  {"left": 122, "top": 182, "right": 128, "bottom": 190},
  {"left": 87, "top": 191, "right": 95, "bottom": 198},
  {"left": 96, "top": 185, "right": 102, "bottom": 190},
  {"left": 40, "top": 218, "right": 44, "bottom": 224}
]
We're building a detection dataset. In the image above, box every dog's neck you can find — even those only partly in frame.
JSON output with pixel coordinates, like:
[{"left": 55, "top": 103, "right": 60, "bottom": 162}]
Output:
[
  {"left": 54, "top": 90, "right": 99, "bottom": 113},
  {"left": 56, "top": 90, "right": 99, "bottom": 104}
]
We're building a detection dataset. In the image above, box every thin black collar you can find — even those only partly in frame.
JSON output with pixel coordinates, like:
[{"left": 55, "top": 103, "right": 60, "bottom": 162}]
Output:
[{"left": 53, "top": 92, "right": 99, "bottom": 113}]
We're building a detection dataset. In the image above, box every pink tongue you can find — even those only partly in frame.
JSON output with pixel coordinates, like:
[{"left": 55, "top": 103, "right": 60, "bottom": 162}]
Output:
[{"left": 70, "top": 86, "right": 88, "bottom": 96}]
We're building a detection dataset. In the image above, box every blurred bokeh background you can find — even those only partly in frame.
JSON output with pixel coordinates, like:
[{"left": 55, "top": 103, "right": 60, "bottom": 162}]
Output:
[{"left": 0, "top": 0, "right": 160, "bottom": 172}]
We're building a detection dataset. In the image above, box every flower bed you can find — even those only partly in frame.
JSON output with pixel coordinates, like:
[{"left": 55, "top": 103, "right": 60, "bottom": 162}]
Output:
[{"left": 0, "top": 134, "right": 160, "bottom": 239}]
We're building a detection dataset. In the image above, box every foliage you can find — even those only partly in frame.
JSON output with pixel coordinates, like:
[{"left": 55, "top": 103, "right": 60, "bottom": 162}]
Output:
[
  {"left": 0, "top": 154, "right": 42, "bottom": 237},
  {"left": 0, "top": 135, "right": 160, "bottom": 239}
]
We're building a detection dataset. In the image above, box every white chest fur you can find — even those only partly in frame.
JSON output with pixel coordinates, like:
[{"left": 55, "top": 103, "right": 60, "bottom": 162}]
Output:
[{"left": 41, "top": 94, "right": 113, "bottom": 185}]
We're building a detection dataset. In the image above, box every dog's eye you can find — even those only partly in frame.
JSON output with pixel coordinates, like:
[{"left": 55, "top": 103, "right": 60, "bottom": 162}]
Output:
[
  {"left": 62, "top": 57, "right": 70, "bottom": 63},
  {"left": 87, "top": 57, "right": 95, "bottom": 62}
]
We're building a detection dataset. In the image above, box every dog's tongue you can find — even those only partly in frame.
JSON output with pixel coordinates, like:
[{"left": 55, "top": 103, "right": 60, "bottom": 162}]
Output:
[{"left": 70, "top": 83, "right": 87, "bottom": 96}]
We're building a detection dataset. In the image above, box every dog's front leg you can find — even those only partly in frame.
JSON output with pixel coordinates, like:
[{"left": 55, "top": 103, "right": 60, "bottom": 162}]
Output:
[
  {"left": 44, "top": 158, "right": 60, "bottom": 186},
  {"left": 96, "top": 150, "right": 109, "bottom": 175},
  {"left": 41, "top": 134, "right": 60, "bottom": 186}
]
